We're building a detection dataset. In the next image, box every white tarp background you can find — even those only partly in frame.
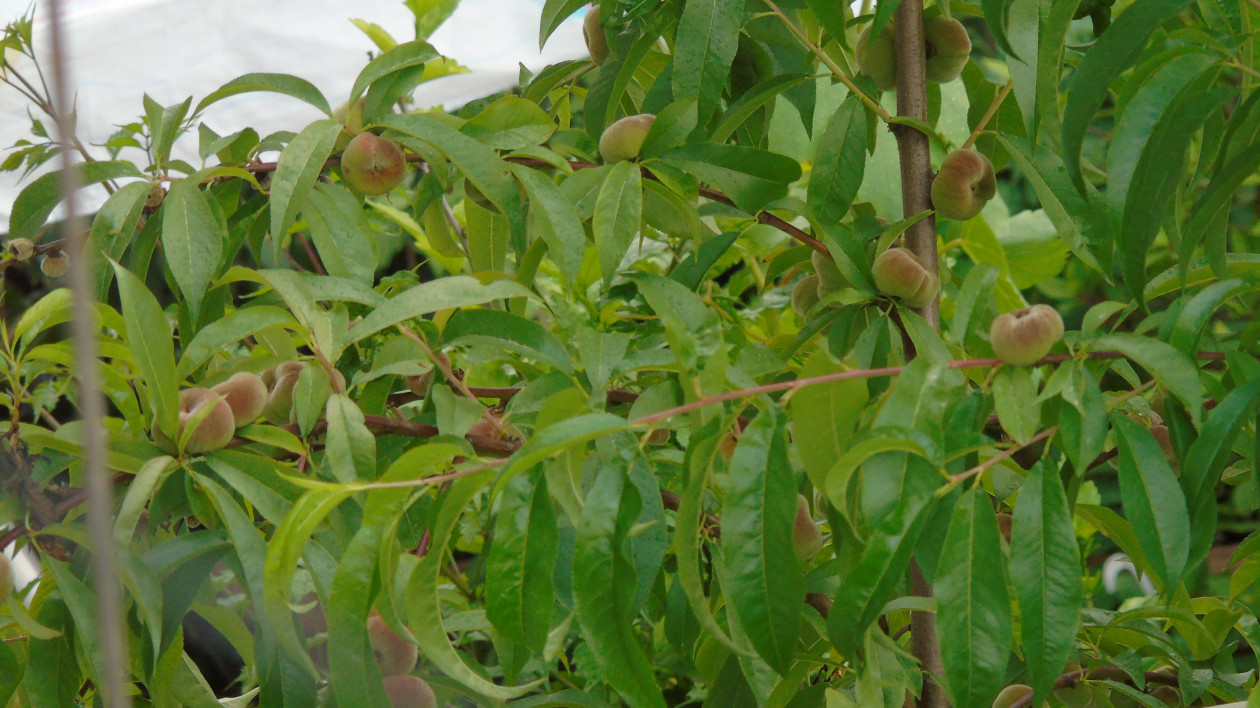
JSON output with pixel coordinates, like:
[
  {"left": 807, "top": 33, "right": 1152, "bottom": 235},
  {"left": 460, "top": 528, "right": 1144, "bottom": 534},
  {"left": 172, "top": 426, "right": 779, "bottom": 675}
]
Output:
[{"left": 0, "top": 0, "right": 590, "bottom": 230}]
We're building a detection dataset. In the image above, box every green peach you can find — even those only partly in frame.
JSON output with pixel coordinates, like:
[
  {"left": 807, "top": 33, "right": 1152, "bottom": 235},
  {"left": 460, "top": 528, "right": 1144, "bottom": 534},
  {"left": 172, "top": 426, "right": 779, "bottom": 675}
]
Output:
[
  {"left": 598, "top": 114, "right": 655, "bottom": 164},
  {"left": 341, "top": 132, "right": 407, "bottom": 196},
  {"left": 931, "top": 149, "right": 996, "bottom": 221},
  {"left": 989, "top": 304, "right": 1064, "bottom": 366}
]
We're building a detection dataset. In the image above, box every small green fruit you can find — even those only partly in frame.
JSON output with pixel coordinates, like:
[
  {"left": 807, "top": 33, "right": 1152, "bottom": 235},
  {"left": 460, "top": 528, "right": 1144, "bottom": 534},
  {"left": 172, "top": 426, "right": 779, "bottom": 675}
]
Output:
[
  {"left": 923, "top": 16, "right": 971, "bottom": 83},
  {"left": 599, "top": 114, "right": 655, "bottom": 164},
  {"left": 341, "top": 132, "right": 407, "bottom": 196},
  {"left": 855, "top": 24, "right": 897, "bottom": 91},
  {"left": 40, "top": 253, "right": 69, "bottom": 278},
  {"left": 382, "top": 675, "right": 437, "bottom": 708},
  {"left": 368, "top": 614, "right": 419, "bottom": 676},
  {"left": 931, "top": 149, "right": 996, "bottom": 221},
  {"left": 146, "top": 183, "right": 167, "bottom": 210},
  {"left": 992, "top": 684, "right": 1033, "bottom": 708},
  {"left": 793, "top": 495, "right": 824, "bottom": 562},
  {"left": 7, "top": 238, "right": 34, "bottom": 262},
  {"left": 584, "top": 7, "right": 609, "bottom": 65},
  {"left": 811, "top": 250, "right": 849, "bottom": 296},
  {"left": 791, "top": 276, "right": 822, "bottom": 316},
  {"left": 871, "top": 247, "right": 939, "bottom": 308},
  {"left": 212, "top": 372, "right": 269, "bottom": 428},
  {"left": 989, "top": 304, "right": 1064, "bottom": 366}
]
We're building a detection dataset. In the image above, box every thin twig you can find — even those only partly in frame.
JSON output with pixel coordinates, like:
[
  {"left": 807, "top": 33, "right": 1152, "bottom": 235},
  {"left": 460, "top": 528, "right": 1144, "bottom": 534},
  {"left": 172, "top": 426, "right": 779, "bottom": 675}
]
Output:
[
  {"left": 962, "top": 81, "right": 1014, "bottom": 150},
  {"left": 396, "top": 325, "right": 511, "bottom": 438}
]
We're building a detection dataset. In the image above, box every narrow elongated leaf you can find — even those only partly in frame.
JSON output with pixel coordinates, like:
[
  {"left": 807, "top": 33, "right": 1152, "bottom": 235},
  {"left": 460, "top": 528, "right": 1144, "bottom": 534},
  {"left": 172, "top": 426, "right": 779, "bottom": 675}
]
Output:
[
  {"left": 1182, "top": 378, "right": 1260, "bottom": 564},
  {"left": 464, "top": 196, "right": 511, "bottom": 273},
  {"left": 983, "top": 0, "right": 1018, "bottom": 56},
  {"left": 512, "top": 165, "right": 585, "bottom": 285},
  {"left": 789, "top": 348, "right": 868, "bottom": 489},
  {"left": 593, "top": 160, "right": 643, "bottom": 285},
  {"left": 1112, "top": 414, "right": 1190, "bottom": 589},
  {"left": 673, "top": 0, "right": 743, "bottom": 123},
  {"left": 1092, "top": 334, "right": 1203, "bottom": 424},
  {"left": 573, "top": 463, "right": 666, "bottom": 708},
  {"left": 85, "top": 181, "right": 149, "bottom": 300},
  {"left": 1011, "top": 463, "right": 1082, "bottom": 705},
  {"left": 112, "top": 261, "right": 179, "bottom": 438},
  {"left": 723, "top": 407, "right": 803, "bottom": 675},
  {"left": 486, "top": 474, "right": 559, "bottom": 651},
  {"left": 24, "top": 601, "right": 79, "bottom": 708},
  {"left": 935, "top": 489, "right": 1013, "bottom": 708},
  {"left": 992, "top": 367, "right": 1040, "bottom": 444},
  {"left": 349, "top": 40, "right": 440, "bottom": 105},
  {"left": 443, "top": 308, "right": 573, "bottom": 373},
  {"left": 1167, "top": 279, "right": 1247, "bottom": 354},
  {"left": 1061, "top": 0, "right": 1196, "bottom": 191},
  {"left": 162, "top": 178, "right": 224, "bottom": 320},
  {"left": 323, "top": 394, "right": 376, "bottom": 482},
  {"left": 808, "top": 96, "right": 866, "bottom": 225},
  {"left": 303, "top": 182, "right": 376, "bottom": 285},
  {"left": 195, "top": 73, "right": 331, "bottom": 114},
  {"left": 711, "top": 74, "right": 812, "bottom": 144},
  {"left": 539, "top": 0, "right": 587, "bottom": 47},
  {"left": 9, "top": 160, "right": 140, "bottom": 240},
  {"left": 177, "top": 306, "right": 298, "bottom": 379},
  {"left": 661, "top": 142, "right": 801, "bottom": 213},
  {"left": 269, "top": 120, "right": 344, "bottom": 256},
  {"left": 348, "top": 276, "right": 532, "bottom": 343}
]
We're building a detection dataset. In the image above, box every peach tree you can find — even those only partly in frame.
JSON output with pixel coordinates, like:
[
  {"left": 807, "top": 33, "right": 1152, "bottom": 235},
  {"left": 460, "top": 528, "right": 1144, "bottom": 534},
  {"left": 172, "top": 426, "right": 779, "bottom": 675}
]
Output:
[{"left": 1, "top": 0, "right": 1260, "bottom": 705}]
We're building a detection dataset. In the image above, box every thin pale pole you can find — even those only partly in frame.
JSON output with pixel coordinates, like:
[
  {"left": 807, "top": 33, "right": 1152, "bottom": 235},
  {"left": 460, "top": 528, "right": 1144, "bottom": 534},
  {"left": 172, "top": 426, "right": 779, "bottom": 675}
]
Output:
[{"left": 45, "top": 1, "right": 132, "bottom": 705}]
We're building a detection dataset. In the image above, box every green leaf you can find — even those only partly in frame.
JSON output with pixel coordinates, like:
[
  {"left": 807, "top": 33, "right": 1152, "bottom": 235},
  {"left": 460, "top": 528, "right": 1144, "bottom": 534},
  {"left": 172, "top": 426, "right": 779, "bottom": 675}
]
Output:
[
  {"left": 539, "top": 0, "right": 587, "bottom": 47},
  {"left": 464, "top": 96, "right": 556, "bottom": 150},
  {"left": 112, "top": 261, "right": 180, "bottom": 438},
  {"left": 983, "top": 0, "right": 1017, "bottom": 56},
  {"left": 349, "top": 39, "right": 440, "bottom": 106},
  {"left": 486, "top": 474, "right": 558, "bottom": 651},
  {"left": 593, "top": 160, "right": 643, "bottom": 285},
  {"left": 506, "top": 412, "right": 631, "bottom": 476},
  {"left": 935, "top": 489, "right": 1013, "bottom": 708},
  {"left": 23, "top": 600, "right": 79, "bottom": 708},
  {"left": 1182, "top": 378, "right": 1260, "bottom": 564},
  {"left": 788, "top": 348, "right": 868, "bottom": 489},
  {"left": 661, "top": 142, "right": 801, "bottom": 213},
  {"left": 406, "top": 469, "right": 544, "bottom": 699},
  {"left": 512, "top": 165, "right": 586, "bottom": 285},
  {"left": 195, "top": 73, "right": 331, "bottom": 115},
  {"left": 177, "top": 306, "right": 299, "bottom": 379},
  {"left": 673, "top": 0, "right": 743, "bottom": 123},
  {"left": 162, "top": 178, "right": 225, "bottom": 320},
  {"left": 442, "top": 308, "right": 573, "bottom": 373},
  {"left": 269, "top": 120, "right": 345, "bottom": 257},
  {"left": 1061, "top": 0, "right": 1196, "bottom": 191},
  {"left": 1010, "top": 463, "right": 1082, "bottom": 705},
  {"left": 711, "top": 74, "right": 812, "bottom": 144},
  {"left": 303, "top": 182, "right": 377, "bottom": 285},
  {"left": 640, "top": 100, "right": 699, "bottom": 159},
  {"left": 1112, "top": 413, "right": 1191, "bottom": 589},
  {"left": 1167, "top": 278, "right": 1248, "bottom": 354},
  {"left": 808, "top": 96, "right": 867, "bottom": 225},
  {"left": 114, "top": 455, "right": 178, "bottom": 545},
  {"left": 324, "top": 394, "right": 376, "bottom": 482},
  {"left": 1092, "top": 334, "right": 1203, "bottom": 424},
  {"left": 723, "top": 407, "right": 804, "bottom": 675},
  {"left": 348, "top": 276, "right": 533, "bottom": 344},
  {"left": 828, "top": 490, "right": 934, "bottom": 658},
  {"left": 84, "top": 181, "right": 149, "bottom": 301},
  {"left": 382, "top": 113, "right": 526, "bottom": 238},
  {"left": 407, "top": 0, "right": 460, "bottom": 39},
  {"left": 992, "top": 367, "right": 1040, "bottom": 444},
  {"left": 8, "top": 160, "right": 140, "bottom": 240},
  {"left": 464, "top": 196, "right": 511, "bottom": 274},
  {"left": 573, "top": 463, "right": 667, "bottom": 708}
]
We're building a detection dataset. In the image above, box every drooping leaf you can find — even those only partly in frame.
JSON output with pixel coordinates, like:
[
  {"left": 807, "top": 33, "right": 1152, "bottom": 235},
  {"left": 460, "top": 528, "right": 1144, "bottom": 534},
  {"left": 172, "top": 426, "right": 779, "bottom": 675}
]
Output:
[
  {"left": 592, "top": 160, "right": 643, "bottom": 286},
  {"left": 486, "top": 474, "right": 559, "bottom": 652},
  {"left": 1112, "top": 413, "right": 1191, "bottom": 589},
  {"left": 111, "top": 261, "right": 180, "bottom": 439},
  {"left": 195, "top": 73, "right": 331, "bottom": 115},
  {"left": 673, "top": 0, "right": 743, "bottom": 123},
  {"left": 269, "top": 120, "right": 345, "bottom": 259},
  {"left": 808, "top": 96, "right": 867, "bottom": 226}
]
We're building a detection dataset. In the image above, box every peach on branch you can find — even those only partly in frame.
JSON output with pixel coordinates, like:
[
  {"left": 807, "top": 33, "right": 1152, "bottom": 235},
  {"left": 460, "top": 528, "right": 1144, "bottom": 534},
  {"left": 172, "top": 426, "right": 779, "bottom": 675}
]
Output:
[
  {"left": 855, "top": 24, "right": 897, "bottom": 91},
  {"left": 931, "top": 149, "right": 996, "bottom": 221},
  {"left": 154, "top": 387, "right": 236, "bottom": 454},
  {"left": 368, "top": 614, "right": 418, "bottom": 676},
  {"left": 923, "top": 16, "right": 972, "bottom": 84},
  {"left": 871, "top": 247, "right": 939, "bottom": 308},
  {"left": 793, "top": 495, "right": 824, "bottom": 562},
  {"left": 40, "top": 253, "right": 68, "bottom": 278},
  {"left": 989, "top": 304, "right": 1064, "bottom": 366},
  {"left": 212, "top": 372, "right": 268, "bottom": 428},
  {"left": 584, "top": 7, "right": 608, "bottom": 65},
  {"left": 341, "top": 132, "right": 407, "bottom": 196},
  {"left": 992, "top": 684, "right": 1040, "bottom": 708},
  {"left": 7, "top": 238, "right": 33, "bottom": 262},
  {"left": 791, "top": 275, "right": 821, "bottom": 316},
  {"left": 598, "top": 114, "right": 655, "bottom": 164},
  {"left": 811, "top": 250, "right": 848, "bottom": 296},
  {"left": 263, "top": 362, "right": 306, "bottom": 425},
  {"left": 383, "top": 675, "right": 437, "bottom": 708}
]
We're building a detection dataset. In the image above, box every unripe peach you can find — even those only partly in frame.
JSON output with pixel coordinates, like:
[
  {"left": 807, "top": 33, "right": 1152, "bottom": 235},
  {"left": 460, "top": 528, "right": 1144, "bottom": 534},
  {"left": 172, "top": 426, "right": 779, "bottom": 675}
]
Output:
[
  {"left": 161, "top": 388, "right": 236, "bottom": 454},
  {"left": 855, "top": 24, "right": 897, "bottom": 91},
  {"left": 923, "top": 16, "right": 972, "bottom": 84},
  {"left": 811, "top": 250, "right": 848, "bottom": 296},
  {"left": 333, "top": 97, "right": 367, "bottom": 135},
  {"left": 793, "top": 495, "right": 824, "bottom": 562},
  {"left": 264, "top": 362, "right": 306, "bottom": 425},
  {"left": 212, "top": 372, "right": 269, "bottom": 428},
  {"left": 996, "top": 512, "right": 1013, "bottom": 543},
  {"left": 989, "top": 304, "right": 1063, "bottom": 366},
  {"left": 931, "top": 149, "right": 996, "bottom": 221},
  {"left": 645, "top": 428, "right": 670, "bottom": 445},
  {"left": 146, "top": 183, "right": 167, "bottom": 210},
  {"left": 40, "top": 253, "right": 68, "bottom": 278},
  {"left": 992, "top": 684, "right": 1034, "bottom": 708},
  {"left": 368, "top": 614, "right": 418, "bottom": 676},
  {"left": 791, "top": 276, "right": 821, "bottom": 316},
  {"left": 0, "top": 554, "right": 11, "bottom": 603},
  {"left": 598, "top": 114, "right": 655, "bottom": 164},
  {"left": 405, "top": 372, "right": 432, "bottom": 398},
  {"left": 382, "top": 675, "right": 437, "bottom": 708},
  {"left": 8, "top": 238, "right": 34, "bottom": 262},
  {"left": 584, "top": 7, "right": 609, "bottom": 65},
  {"left": 1149, "top": 686, "right": 1179, "bottom": 707},
  {"left": 341, "top": 132, "right": 407, "bottom": 196},
  {"left": 871, "top": 247, "right": 939, "bottom": 308}
]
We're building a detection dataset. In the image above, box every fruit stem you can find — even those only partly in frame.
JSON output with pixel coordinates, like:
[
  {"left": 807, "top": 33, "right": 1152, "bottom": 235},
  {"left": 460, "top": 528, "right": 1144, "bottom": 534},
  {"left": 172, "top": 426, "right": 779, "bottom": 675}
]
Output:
[
  {"left": 962, "top": 80, "right": 1013, "bottom": 150},
  {"left": 762, "top": 0, "right": 894, "bottom": 123}
]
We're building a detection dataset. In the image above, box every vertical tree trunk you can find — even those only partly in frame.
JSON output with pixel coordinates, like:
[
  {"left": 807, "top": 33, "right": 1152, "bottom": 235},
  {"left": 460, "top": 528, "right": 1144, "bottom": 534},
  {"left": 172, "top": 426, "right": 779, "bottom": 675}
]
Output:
[{"left": 892, "top": 2, "right": 946, "bottom": 707}]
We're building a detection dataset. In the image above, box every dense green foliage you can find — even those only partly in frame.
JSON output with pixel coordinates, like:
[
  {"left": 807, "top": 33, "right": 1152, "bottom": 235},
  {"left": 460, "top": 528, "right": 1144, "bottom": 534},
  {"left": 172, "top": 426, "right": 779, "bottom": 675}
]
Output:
[{"left": 2, "top": 0, "right": 1260, "bottom": 705}]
